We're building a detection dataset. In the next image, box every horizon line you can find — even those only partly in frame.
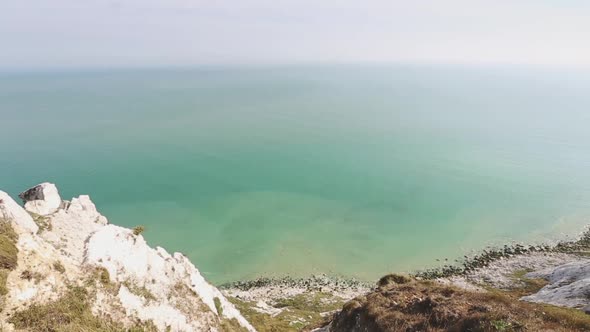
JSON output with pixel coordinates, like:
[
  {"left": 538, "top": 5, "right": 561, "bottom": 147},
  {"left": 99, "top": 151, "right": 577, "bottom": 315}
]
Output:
[{"left": 2, "top": 60, "right": 590, "bottom": 75}]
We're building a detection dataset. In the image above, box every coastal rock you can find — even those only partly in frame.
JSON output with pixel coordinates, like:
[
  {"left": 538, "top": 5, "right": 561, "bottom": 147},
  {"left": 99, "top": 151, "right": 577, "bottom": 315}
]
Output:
[
  {"left": 460, "top": 252, "right": 579, "bottom": 290},
  {"left": 0, "top": 191, "right": 39, "bottom": 233},
  {"left": 521, "top": 259, "right": 590, "bottom": 308},
  {"left": 18, "top": 182, "right": 62, "bottom": 216},
  {"left": 0, "top": 183, "right": 256, "bottom": 332},
  {"left": 85, "top": 224, "right": 254, "bottom": 331}
]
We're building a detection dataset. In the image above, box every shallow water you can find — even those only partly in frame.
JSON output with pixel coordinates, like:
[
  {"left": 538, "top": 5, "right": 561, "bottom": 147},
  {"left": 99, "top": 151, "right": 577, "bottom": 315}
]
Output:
[{"left": 2, "top": 65, "right": 590, "bottom": 284}]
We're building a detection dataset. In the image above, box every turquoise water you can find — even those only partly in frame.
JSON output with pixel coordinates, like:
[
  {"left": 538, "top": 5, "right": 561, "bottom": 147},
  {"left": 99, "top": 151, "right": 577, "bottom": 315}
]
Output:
[{"left": 2, "top": 65, "right": 590, "bottom": 284}]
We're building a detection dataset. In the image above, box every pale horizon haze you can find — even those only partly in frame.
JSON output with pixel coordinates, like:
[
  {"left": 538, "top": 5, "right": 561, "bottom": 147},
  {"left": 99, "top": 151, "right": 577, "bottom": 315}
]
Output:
[{"left": 2, "top": 0, "right": 590, "bottom": 70}]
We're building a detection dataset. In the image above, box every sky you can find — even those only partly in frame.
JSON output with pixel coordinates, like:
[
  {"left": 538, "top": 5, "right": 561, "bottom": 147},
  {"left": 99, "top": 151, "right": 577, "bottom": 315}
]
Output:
[{"left": 1, "top": 0, "right": 590, "bottom": 69}]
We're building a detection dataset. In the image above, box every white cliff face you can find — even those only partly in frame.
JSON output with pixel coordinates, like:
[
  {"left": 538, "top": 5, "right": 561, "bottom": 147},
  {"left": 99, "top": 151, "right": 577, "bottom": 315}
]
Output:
[
  {"left": 85, "top": 225, "right": 254, "bottom": 331},
  {"left": 0, "top": 183, "right": 256, "bottom": 332},
  {"left": 0, "top": 191, "right": 38, "bottom": 234},
  {"left": 521, "top": 259, "right": 590, "bottom": 308}
]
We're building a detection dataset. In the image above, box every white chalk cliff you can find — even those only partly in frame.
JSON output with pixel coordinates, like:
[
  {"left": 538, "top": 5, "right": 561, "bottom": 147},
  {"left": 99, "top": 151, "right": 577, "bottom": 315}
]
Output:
[{"left": 0, "top": 183, "right": 255, "bottom": 332}]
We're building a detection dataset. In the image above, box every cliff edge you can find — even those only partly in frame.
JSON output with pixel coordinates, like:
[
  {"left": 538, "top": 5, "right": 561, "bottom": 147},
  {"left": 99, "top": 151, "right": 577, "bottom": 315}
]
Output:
[{"left": 0, "top": 183, "right": 255, "bottom": 332}]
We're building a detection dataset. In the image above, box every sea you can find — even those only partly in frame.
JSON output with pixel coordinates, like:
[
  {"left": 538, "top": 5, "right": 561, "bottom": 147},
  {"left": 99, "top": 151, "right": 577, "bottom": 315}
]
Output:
[{"left": 2, "top": 64, "right": 590, "bottom": 284}]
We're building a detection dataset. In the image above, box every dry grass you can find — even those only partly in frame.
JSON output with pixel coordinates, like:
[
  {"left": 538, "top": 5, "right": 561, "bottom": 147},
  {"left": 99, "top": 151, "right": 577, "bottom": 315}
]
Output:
[
  {"left": 0, "top": 269, "right": 9, "bottom": 296},
  {"left": 0, "top": 219, "right": 17, "bottom": 299},
  {"left": 20, "top": 269, "right": 45, "bottom": 283},
  {"left": 330, "top": 277, "right": 590, "bottom": 332},
  {"left": 377, "top": 273, "right": 412, "bottom": 288},
  {"left": 53, "top": 260, "right": 66, "bottom": 273}
]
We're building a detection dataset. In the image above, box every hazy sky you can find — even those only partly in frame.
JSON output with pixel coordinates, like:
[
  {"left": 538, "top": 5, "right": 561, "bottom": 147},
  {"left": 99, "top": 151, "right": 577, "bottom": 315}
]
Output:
[{"left": 2, "top": 0, "right": 590, "bottom": 69}]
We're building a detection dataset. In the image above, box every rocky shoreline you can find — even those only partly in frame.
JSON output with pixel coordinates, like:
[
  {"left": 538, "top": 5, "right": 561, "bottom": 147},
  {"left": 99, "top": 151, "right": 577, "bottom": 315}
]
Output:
[
  {"left": 2, "top": 182, "right": 590, "bottom": 331},
  {"left": 217, "top": 225, "right": 590, "bottom": 331}
]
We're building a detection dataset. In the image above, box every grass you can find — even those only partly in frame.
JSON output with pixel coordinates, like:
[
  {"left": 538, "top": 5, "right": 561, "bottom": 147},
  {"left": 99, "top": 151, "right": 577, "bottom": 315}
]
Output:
[
  {"left": 0, "top": 234, "right": 18, "bottom": 270},
  {"left": 507, "top": 269, "right": 548, "bottom": 297},
  {"left": 0, "top": 219, "right": 18, "bottom": 304},
  {"left": 228, "top": 292, "right": 345, "bottom": 332},
  {"left": 123, "top": 281, "right": 157, "bottom": 302},
  {"left": 9, "top": 285, "right": 160, "bottom": 332},
  {"left": 220, "top": 318, "right": 250, "bottom": 332},
  {"left": 214, "top": 297, "right": 224, "bottom": 316},
  {"left": 9, "top": 286, "right": 117, "bottom": 332},
  {"left": 28, "top": 212, "right": 52, "bottom": 233}
]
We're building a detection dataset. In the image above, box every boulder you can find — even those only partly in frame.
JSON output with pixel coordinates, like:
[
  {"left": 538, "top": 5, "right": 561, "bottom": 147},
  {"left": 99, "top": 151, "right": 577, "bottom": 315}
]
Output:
[{"left": 19, "top": 183, "right": 61, "bottom": 216}]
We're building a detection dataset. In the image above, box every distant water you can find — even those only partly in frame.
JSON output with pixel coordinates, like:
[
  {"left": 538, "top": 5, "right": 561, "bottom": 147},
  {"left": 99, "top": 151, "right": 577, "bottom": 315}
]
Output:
[{"left": 2, "top": 65, "right": 590, "bottom": 284}]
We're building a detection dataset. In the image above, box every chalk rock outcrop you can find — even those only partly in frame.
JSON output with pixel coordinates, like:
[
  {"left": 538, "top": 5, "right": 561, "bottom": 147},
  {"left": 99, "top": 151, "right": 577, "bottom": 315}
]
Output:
[
  {"left": 19, "top": 182, "right": 62, "bottom": 216},
  {"left": 0, "top": 183, "right": 255, "bottom": 332},
  {"left": 522, "top": 259, "right": 590, "bottom": 308}
]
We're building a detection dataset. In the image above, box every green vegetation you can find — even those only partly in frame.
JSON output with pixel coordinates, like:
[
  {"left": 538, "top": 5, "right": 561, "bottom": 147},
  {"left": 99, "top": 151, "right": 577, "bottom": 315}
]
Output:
[
  {"left": 0, "top": 219, "right": 18, "bottom": 270},
  {"left": 96, "top": 267, "right": 111, "bottom": 285},
  {"left": 220, "top": 318, "right": 250, "bottom": 332},
  {"left": 490, "top": 319, "right": 517, "bottom": 331},
  {"left": 124, "top": 281, "right": 157, "bottom": 302},
  {"left": 29, "top": 212, "right": 52, "bottom": 233},
  {"left": 507, "top": 269, "right": 548, "bottom": 296},
  {"left": 172, "top": 281, "right": 198, "bottom": 297},
  {"left": 229, "top": 292, "right": 344, "bottom": 332},
  {"left": 0, "top": 219, "right": 18, "bottom": 306},
  {"left": 214, "top": 297, "right": 223, "bottom": 316},
  {"left": 9, "top": 286, "right": 157, "bottom": 332},
  {"left": 132, "top": 225, "right": 145, "bottom": 236},
  {"left": 9, "top": 285, "right": 159, "bottom": 332},
  {"left": 10, "top": 286, "right": 115, "bottom": 332}
]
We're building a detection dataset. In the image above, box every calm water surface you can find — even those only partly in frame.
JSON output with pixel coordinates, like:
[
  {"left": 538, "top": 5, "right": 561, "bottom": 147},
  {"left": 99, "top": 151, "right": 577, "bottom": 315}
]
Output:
[{"left": 2, "top": 65, "right": 590, "bottom": 284}]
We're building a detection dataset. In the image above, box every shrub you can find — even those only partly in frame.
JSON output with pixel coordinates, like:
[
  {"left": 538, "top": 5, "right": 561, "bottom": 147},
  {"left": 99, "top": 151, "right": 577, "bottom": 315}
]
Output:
[
  {"left": 377, "top": 273, "right": 412, "bottom": 288},
  {"left": 96, "top": 267, "right": 111, "bottom": 285},
  {"left": 132, "top": 225, "right": 145, "bottom": 236}
]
